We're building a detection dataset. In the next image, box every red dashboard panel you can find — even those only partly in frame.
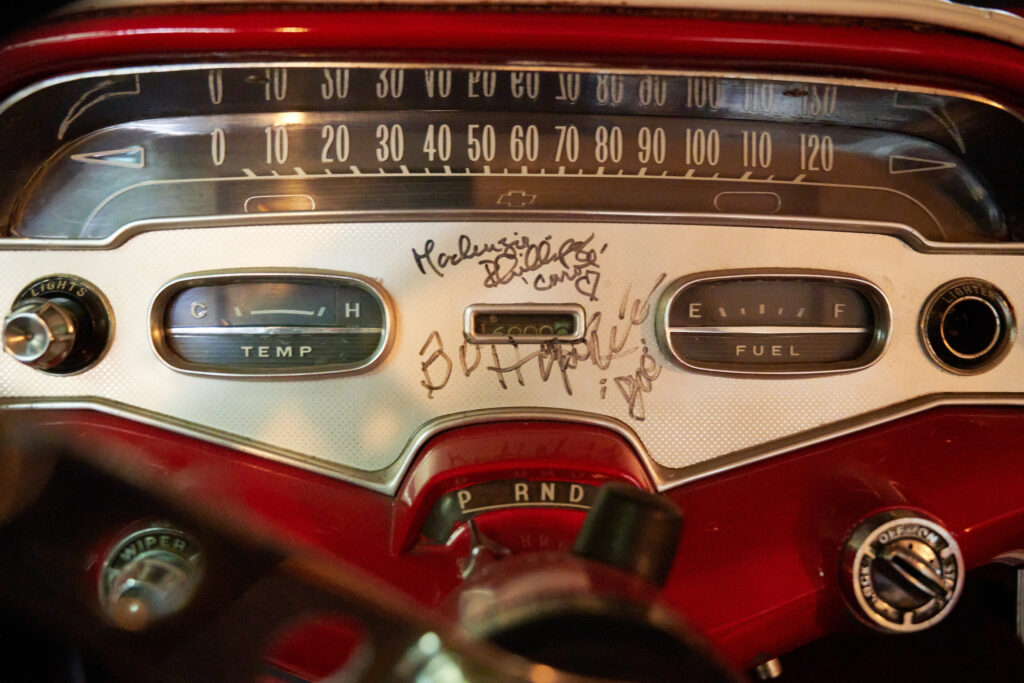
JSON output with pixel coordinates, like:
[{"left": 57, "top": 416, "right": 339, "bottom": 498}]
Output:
[{"left": 22, "top": 404, "right": 1024, "bottom": 668}]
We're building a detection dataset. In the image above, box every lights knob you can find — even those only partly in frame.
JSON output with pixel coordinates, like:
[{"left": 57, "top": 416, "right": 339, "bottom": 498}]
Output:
[
  {"left": 2, "top": 275, "right": 112, "bottom": 374},
  {"left": 99, "top": 525, "right": 202, "bottom": 631},
  {"left": 842, "top": 510, "right": 963, "bottom": 633},
  {"left": 3, "top": 299, "right": 78, "bottom": 369}
]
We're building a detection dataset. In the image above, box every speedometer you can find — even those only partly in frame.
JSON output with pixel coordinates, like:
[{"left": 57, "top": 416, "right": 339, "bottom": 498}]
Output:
[{"left": 1, "top": 64, "right": 1019, "bottom": 245}]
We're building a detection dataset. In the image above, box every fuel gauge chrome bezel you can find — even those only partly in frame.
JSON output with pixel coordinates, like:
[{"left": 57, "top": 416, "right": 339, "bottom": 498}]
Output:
[
  {"left": 148, "top": 268, "right": 395, "bottom": 378},
  {"left": 656, "top": 268, "right": 891, "bottom": 377}
]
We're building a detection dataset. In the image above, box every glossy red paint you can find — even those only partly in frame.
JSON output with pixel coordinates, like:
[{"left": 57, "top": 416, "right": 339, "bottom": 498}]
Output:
[
  {"left": 262, "top": 614, "right": 366, "bottom": 681},
  {"left": 15, "top": 406, "right": 1024, "bottom": 669},
  {"left": 4, "top": 10, "right": 1024, "bottom": 101},
  {"left": 392, "top": 421, "right": 653, "bottom": 553},
  {"left": 662, "top": 406, "right": 1024, "bottom": 664}
]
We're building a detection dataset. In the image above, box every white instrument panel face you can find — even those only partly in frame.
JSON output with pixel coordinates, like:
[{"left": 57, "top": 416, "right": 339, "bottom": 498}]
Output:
[{"left": 2, "top": 220, "right": 1023, "bottom": 490}]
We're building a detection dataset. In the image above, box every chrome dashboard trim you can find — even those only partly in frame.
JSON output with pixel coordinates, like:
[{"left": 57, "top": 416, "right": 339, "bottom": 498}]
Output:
[
  {"left": 648, "top": 393, "right": 1024, "bottom": 489},
  {"left": 0, "top": 399, "right": 658, "bottom": 494},
  {"left": 4, "top": 393, "right": 1024, "bottom": 494},
  {"left": 6, "top": 212, "right": 1024, "bottom": 256}
]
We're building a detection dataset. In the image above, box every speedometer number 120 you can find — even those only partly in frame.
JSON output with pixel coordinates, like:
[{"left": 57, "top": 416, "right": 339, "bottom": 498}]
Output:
[{"left": 800, "top": 133, "right": 835, "bottom": 172}]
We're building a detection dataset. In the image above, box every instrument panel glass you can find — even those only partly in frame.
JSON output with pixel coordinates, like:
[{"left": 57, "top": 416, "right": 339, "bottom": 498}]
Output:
[{"left": 1, "top": 64, "right": 1019, "bottom": 245}]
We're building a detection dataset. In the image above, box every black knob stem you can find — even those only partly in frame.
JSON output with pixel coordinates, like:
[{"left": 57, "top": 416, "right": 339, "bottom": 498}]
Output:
[{"left": 573, "top": 482, "right": 683, "bottom": 586}]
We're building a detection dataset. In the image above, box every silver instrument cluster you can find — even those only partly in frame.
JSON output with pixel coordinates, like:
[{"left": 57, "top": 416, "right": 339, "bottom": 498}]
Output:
[{"left": 2, "top": 61, "right": 1024, "bottom": 492}]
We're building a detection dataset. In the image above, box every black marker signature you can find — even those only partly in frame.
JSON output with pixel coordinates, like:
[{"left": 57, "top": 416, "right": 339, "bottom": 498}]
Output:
[
  {"left": 415, "top": 273, "right": 666, "bottom": 421},
  {"left": 614, "top": 341, "right": 662, "bottom": 421},
  {"left": 479, "top": 233, "right": 602, "bottom": 299},
  {"left": 412, "top": 232, "right": 606, "bottom": 300},
  {"left": 418, "top": 331, "right": 452, "bottom": 399},
  {"left": 412, "top": 233, "right": 532, "bottom": 278},
  {"left": 484, "top": 273, "right": 666, "bottom": 397}
]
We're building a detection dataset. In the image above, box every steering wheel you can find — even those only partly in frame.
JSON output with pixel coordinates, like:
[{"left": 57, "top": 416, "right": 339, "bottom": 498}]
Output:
[{"left": 0, "top": 395, "right": 742, "bottom": 682}]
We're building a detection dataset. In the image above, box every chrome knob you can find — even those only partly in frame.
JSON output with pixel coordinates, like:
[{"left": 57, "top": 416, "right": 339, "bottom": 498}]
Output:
[
  {"left": 3, "top": 275, "right": 112, "bottom": 374},
  {"left": 3, "top": 299, "right": 77, "bottom": 369},
  {"left": 842, "top": 510, "right": 963, "bottom": 633},
  {"left": 99, "top": 525, "right": 202, "bottom": 631}
]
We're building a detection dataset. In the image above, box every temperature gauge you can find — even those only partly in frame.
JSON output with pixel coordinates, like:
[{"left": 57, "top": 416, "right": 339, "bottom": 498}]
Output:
[{"left": 150, "top": 270, "right": 393, "bottom": 377}]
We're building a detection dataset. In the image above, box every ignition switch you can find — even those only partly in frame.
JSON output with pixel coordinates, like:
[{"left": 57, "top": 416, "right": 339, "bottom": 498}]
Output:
[{"left": 841, "top": 510, "right": 963, "bottom": 633}]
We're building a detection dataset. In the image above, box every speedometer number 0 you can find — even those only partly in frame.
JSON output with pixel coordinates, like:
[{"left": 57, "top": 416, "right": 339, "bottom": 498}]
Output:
[{"left": 211, "top": 128, "right": 226, "bottom": 166}]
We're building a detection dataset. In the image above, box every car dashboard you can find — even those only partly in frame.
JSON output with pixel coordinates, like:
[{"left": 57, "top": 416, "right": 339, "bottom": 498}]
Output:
[{"left": 4, "top": 1, "right": 1024, "bottom": 681}]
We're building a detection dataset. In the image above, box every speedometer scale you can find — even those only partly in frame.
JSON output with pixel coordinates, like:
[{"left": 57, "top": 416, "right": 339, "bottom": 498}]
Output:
[{"left": 3, "top": 65, "right": 1015, "bottom": 243}]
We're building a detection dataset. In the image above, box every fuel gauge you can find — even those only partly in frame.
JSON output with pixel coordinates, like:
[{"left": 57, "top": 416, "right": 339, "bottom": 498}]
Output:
[
  {"left": 150, "top": 270, "right": 393, "bottom": 377},
  {"left": 658, "top": 270, "right": 890, "bottom": 376}
]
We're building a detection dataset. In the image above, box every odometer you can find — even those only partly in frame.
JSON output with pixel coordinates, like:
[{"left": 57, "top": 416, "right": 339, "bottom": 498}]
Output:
[{"left": 466, "top": 304, "right": 585, "bottom": 343}]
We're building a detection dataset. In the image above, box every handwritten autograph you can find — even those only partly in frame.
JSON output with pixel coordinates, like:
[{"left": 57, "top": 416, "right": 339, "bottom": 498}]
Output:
[
  {"left": 417, "top": 273, "right": 666, "bottom": 421},
  {"left": 412, "top": 232, "right": 606, "bottom": 301}
]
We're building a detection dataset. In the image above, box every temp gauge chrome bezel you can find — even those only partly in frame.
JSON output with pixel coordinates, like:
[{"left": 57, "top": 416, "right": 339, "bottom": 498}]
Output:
[
  {"left": 656, "top": 268, "right": 892, "bottom": 377},
  {"left": 148, "top": 268, "right": 395, "bottom": 378}
]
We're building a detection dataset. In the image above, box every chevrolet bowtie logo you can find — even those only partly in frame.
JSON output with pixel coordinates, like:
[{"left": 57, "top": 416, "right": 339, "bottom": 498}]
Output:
[{"left": 496, "top": 190, "right": 537, "bottom": 208}]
